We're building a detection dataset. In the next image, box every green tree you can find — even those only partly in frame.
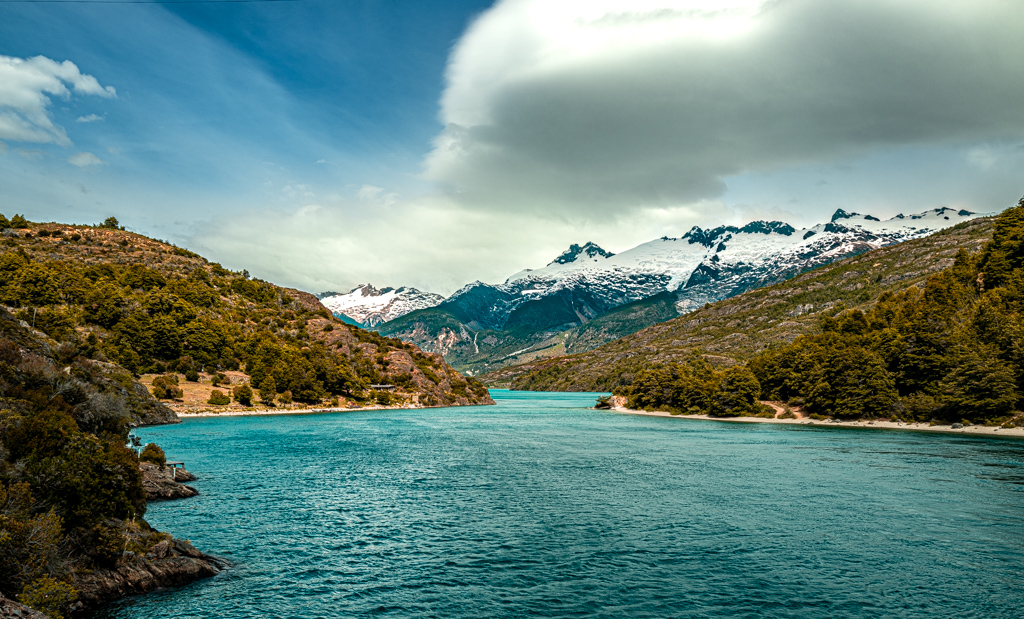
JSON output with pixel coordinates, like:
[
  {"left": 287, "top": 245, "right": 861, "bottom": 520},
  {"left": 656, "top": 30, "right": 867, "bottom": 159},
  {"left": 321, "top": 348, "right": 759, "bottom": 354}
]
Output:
[
  {"left": 207, "top": 390, "right": 230, "bottom": 405},
  {"left": 939, "top": 345, "right": 1018, "bottom": 421},
  {"left": 150, "top": 374, "right": 183, "bottom": 399},
  {"left": 139, "top": 442, "right": 166, "bottom": 466},
  {"left": 10, "top": 214, "right": 29, "bottom": 228},
  {"left": 257, "top": 374, "right": 277, "bottom": 404},
  {"left": 979, "top": 196, "right": 1024, "bottom": 288},
  {"left": 232, "top": 383, "right": 254, "bottom": 406},
  {"left": 709, "top": 366, "right": 762, "bottom": 417},
  {"left": 99, "top": 216, "right": 119, "bottom": 229}
]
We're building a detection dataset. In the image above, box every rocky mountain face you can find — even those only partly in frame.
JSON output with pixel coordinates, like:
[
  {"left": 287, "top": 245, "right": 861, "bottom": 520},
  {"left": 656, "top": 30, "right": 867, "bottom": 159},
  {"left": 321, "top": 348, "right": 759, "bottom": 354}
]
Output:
[
  {"left": 378, "top": 207, "right": 988, "bottom": 375},
  {"left": 319, "top": 285, "right": 445, "bottom": 327}
]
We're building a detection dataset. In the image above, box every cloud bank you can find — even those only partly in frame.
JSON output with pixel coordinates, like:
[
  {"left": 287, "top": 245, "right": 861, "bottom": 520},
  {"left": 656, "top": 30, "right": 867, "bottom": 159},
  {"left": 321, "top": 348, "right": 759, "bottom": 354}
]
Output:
[
  {"left": 424, "top": 0, "right": 1024, "bottom": 216},
  {"left": 0, "top": 55, "right": 116, "bottom": 146}
]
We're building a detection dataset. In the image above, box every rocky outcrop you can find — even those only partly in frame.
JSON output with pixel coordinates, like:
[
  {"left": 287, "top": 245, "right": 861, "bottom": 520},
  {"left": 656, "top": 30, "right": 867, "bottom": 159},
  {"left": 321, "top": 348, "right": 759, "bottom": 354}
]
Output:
[
  {"left": 0, "top": 593, "right": 48, "bottom": 618},
  {"left": 140, "top": 462, "right": 199, "bottom": 501},
  {"left": 74, "top": 539, "right": 224, "bottom": 608}
]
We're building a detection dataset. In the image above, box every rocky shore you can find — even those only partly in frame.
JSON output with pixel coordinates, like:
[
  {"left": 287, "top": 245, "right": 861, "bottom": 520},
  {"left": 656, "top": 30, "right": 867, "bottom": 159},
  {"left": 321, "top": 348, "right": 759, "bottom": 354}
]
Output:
[
  {"left": 69, "top": 463, "right": 218, "bottom": 613},
  {"left": 73, "top": 538, "right": 225, "bottom": 609},
  {"left": 0, "top": 593, "right": 48, "bottom": 618},
  {"left": 140, "top": 462, "right": 199, "bottom": 501}
]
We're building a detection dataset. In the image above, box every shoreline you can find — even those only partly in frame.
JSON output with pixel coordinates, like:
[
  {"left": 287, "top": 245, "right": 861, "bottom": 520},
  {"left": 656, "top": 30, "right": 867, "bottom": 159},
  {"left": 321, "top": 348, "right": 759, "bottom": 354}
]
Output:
[
  {"left": 611, "top": 406, "right": 1024, "bottom": 438},
  {"left": 173, "top": 403, "right": 425, "bottom": 419}
]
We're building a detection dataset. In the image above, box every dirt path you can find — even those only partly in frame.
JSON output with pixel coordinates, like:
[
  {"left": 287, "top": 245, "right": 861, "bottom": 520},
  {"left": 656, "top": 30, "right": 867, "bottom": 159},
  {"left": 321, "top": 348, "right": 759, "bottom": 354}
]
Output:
[{"left": 761, "top": 401, "right": 804, "bottom": 419}]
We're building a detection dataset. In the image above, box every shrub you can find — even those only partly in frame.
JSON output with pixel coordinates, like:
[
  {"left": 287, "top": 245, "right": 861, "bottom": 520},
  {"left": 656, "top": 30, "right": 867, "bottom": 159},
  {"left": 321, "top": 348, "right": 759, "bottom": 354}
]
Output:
[
  {"left": 68, "top": 233, "right": 81, "bottom": 241},
  {"left": 37, "top": 229, "right": 51, "bottom": 237},
  {"left": 211, "top": 372, "right": 228, "bottom": 387},
  {"left": 150, "top": 374, "right": 183, "bottom": 399},
  {"left": 18, "top": 576, "right": 78, "bottom": 619},
  {"left": 11, "top": 214, "right": 29, "bottom": 228},
  {"left": 99, "top": 216, "right": 119, "bottom": 229},
  {"left": 232, "top": 384, "right": 253, "bottom": 406},
  {"left": 139, "top": 442, "right": 166, "bottom": 466},
  {"left": 278, "top": 390, "right": 293, "bottom": 404},
  {"left": 184, "top": 367, "right": 199, "bottom": 382},
  {"left": 207, "top": 389, "right": 230, "bottom": 405}
]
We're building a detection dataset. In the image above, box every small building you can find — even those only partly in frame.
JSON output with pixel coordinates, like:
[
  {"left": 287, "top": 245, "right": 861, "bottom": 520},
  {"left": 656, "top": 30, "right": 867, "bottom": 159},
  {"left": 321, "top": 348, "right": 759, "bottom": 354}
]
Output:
[{"left": 370, "top": 384, "right": 396, "bottom": 391}]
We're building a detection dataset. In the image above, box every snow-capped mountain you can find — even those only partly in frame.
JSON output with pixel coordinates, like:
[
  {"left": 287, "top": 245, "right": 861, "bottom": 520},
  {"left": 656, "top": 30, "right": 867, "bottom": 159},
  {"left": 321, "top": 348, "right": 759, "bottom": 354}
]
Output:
[
  {"left": 438, "top": 207, "right": 986, "bottom": 329},
  {"left": 319, "top": 285, "right": 444, "bottom": 327}
]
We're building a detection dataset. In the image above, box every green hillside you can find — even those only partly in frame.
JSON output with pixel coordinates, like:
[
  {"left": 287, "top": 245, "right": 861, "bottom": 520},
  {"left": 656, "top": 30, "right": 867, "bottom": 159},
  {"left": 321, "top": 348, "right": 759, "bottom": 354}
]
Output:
[
  {"left": 486, "top": 214, "right": 997, "bottom": 393},
  {"left": 0, "top": 216, "right": 491, "bottom": 409},
  {"left": 613, "top": 198, "right": 1024, "bottom": 426}
]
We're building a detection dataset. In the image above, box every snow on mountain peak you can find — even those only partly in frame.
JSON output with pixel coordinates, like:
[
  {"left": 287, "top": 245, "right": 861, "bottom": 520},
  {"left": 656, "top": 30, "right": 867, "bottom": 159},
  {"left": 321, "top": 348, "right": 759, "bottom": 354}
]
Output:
[
  {"left": 549, "top": 242, "right": 615, "bottom": 266},
  {"left": 319, "top": 284, "right": 444, "bottom": 327}
]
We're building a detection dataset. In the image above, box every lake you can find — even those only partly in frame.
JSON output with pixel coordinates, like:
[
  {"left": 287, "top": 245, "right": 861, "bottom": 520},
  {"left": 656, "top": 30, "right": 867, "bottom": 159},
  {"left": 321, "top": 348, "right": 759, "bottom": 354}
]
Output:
[{"left": 96, "top": 390, "right": 1024, "bottom": 618}]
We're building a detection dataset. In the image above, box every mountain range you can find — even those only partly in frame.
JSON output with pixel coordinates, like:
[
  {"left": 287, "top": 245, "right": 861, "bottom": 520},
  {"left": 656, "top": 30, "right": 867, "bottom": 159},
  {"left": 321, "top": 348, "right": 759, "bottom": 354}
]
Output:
[
  {"left": 319, "top": 285, "right": 445, "bottom": 328},
  {"left": 322, "top": 207, "right": 987, "bottom": 374},
  {"left": 486, "top": 215, "right": 996, "bottom": 392}
]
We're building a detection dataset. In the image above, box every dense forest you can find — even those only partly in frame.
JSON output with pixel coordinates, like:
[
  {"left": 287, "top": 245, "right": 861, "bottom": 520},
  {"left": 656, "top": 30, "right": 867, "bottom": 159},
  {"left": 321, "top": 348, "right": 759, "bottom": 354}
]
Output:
[
  {"left": 620, "top": 198, "right": 1024, "bottom": 426},
  {"left": 0, "top": 215, "right": 490, "bottom": 617}
]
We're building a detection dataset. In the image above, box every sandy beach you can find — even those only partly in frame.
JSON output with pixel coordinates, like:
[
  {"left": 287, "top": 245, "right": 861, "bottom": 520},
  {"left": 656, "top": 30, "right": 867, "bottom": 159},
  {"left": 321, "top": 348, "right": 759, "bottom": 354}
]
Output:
[
  {"left": 611, "top": 406, "right": 1024, "bottom": 438},
  {"left": 175, "top": 403, "right": 423, "bottom": 419}
]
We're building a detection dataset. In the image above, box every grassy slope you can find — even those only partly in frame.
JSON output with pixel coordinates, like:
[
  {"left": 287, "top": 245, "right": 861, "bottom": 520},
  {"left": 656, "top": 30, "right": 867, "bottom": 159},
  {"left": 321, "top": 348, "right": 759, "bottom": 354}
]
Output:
[{"left": 484, "top": 217, "right": 995, "bottom": 392}]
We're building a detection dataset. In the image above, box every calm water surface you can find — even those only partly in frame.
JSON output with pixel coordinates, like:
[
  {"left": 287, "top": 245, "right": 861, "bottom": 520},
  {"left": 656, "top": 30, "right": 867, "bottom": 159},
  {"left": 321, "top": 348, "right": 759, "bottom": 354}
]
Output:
[{"left": 98, "top": 390, "right": 1024, "bottom": 618}]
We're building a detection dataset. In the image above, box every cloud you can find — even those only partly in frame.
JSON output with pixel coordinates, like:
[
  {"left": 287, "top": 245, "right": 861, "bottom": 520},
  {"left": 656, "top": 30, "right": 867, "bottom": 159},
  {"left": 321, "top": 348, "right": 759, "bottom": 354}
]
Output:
[
  {"left": 68, "top": 151, "right": 106, "bottom": 167},
  {"left": 76, "top": 114, "right": 103, "bottom": 123},
  {"left": 0, "top": 55, "right": 116, "bottom": 146},
  {"left": 424, "top": 0, "right": 1024, "bottom": 217}
]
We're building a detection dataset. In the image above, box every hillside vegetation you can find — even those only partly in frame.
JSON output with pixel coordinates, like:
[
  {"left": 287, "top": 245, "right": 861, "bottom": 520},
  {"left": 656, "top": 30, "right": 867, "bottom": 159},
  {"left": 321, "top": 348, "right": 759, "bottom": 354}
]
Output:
[
  {"left": 498, "top": 199, "right": 1024, "bottom": 426},
  {"left": 0, "top": 216, "right": 491, "bottom": 410},
  {"left": 488, "top": 215, "right": 996, "bottom": 394},
  {"left": 0, "top": 213, "right": 492, "bottom": 617},
  {"left": 0, "top": 303, "right": 174, "bottom": 616}
]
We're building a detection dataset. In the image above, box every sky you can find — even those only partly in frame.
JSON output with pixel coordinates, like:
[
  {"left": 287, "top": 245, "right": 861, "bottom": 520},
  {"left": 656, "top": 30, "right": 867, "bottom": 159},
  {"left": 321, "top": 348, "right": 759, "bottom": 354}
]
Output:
[{"left": 1, "top": 0, "right": 1023, "bottom": 296}]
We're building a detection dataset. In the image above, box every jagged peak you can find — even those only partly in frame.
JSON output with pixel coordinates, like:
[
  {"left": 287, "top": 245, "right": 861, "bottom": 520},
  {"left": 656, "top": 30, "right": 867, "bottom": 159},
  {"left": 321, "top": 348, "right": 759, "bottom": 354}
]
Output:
[
  {"left": 684, "top": 220, "right": 796, "bottom": 247},
  {"left": 831, "top": 208, "right": 859, "bottom": 221},
  {"left": 549, "top": 241, "right": 615, "bottom": 266},
  {"left": 448, "top": 280, "right": 494, "bottom": 299},
  {"left": 738, "top": 220, "right": 796, "bottom": 236},
  {"left": 343, "top": 284, "right": 395, "bottom": 297}
]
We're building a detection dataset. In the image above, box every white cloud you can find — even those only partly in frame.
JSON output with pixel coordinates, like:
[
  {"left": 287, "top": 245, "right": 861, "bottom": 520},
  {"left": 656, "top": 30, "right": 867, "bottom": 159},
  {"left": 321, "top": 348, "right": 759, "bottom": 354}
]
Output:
[
  {"left": 76, "top": 114, "right": 103, "bottom": 123},
  {"left": 0, "top": 55, "right": 116, "bottom": 146},
  {"left": 424, "top": 0, "right": 1024, "bottom": 217},
  {"left": 68, "top": 151, "right": 106, "bottom": 167}
]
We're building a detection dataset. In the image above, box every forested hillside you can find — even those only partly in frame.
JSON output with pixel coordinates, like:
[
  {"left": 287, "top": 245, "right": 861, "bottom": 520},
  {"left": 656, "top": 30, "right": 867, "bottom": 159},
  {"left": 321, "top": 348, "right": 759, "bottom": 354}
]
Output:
[
  {"left": 0, "top": 214, "right": 492, "bottom": 617},
  {"left": 0, "top": 216, "right": 491, "bottom": 409},
  {"left": 509, "top": 199, "right": 1024, "bottom": 426},
  {"left": 490, "top": 213, "right": 996, "bottom": 395}
]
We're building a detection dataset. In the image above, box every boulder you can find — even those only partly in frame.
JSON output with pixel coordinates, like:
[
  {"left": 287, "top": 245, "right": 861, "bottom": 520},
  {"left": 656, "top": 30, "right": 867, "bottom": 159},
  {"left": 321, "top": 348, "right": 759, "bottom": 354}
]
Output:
[{"left": 140, "top": 462, "right": 199, "bottom": 501}]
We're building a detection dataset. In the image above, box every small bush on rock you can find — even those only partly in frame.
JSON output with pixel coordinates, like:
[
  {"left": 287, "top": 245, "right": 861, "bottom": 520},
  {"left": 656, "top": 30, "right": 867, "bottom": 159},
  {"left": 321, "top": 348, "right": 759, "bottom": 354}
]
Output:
[{"left": 139, "top": 443, "right": 166, "bottom": 466}]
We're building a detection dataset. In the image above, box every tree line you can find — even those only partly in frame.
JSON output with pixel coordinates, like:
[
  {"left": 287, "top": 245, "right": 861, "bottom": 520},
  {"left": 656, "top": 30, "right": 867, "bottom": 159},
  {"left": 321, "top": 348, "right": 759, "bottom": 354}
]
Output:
[{"left": 621, "top": 197, "right": 1024, "bottom": 425}]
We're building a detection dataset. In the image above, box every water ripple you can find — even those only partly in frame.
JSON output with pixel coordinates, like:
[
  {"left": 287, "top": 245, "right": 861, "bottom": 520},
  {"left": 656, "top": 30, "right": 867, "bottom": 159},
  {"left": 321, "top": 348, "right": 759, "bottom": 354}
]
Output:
[{"left": 94, "top": 391, "right": 1024, "bottom": 618}]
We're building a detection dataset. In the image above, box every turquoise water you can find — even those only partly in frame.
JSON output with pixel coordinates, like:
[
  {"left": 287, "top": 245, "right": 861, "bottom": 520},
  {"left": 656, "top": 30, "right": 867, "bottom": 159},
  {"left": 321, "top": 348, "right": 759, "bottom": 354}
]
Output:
[{"left": 97, "top": 390, "right": 1024, "bottom": 618}]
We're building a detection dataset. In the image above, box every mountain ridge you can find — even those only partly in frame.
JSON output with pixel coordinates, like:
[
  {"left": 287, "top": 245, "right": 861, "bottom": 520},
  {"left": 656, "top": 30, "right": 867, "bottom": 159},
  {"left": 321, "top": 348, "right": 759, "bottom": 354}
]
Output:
[
  {"left": 483, "top": 216, "right": 996, "bottom": 392},
  {"left": 374, "top": 207, "right": 988, "bottom": 374}
]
